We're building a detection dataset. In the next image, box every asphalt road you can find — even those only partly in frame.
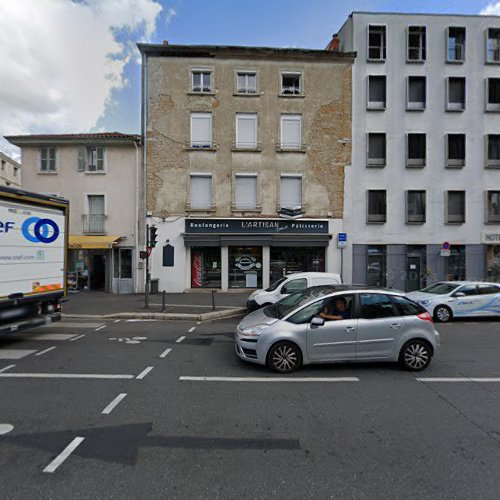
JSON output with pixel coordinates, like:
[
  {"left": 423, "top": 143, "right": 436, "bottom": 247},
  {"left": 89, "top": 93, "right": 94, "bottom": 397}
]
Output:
[{"left": 0, "top": 316, "right": 499, "bottom": 499}]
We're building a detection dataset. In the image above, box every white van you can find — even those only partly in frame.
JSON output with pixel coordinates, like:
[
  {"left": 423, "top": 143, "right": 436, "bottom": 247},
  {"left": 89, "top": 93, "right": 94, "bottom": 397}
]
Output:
[{"left": 246, "top": 272, "right": 342, "bottom": 312}]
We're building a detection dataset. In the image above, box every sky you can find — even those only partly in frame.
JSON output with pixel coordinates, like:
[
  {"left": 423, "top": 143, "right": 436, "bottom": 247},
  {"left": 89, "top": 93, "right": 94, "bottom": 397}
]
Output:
[{"left": 1, "top": 0, "right": 499, "bottom": 158}]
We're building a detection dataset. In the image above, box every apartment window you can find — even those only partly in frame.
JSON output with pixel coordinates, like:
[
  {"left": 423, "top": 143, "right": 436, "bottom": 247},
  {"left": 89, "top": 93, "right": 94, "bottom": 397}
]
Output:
[
  {"left": 190, "top": 112, "right": 213, "bottom": 148},
  {"left": 486, "top": 78, "right": 500, "bottom": 111},
  {"left": 1, "top": 159, "right": 4, "bottom": 170},
  {"left": 406, "top": 190, "right": 426, "bottom": 224},
  {"left": 280, "top": 114, "right": 302, "bottom": 150},
  {"left": 40, "top": 147, "right": 56, "bottom": 172},
  {"left": 446, "top": 191, "right": 466, "bottom": 223},
  {"left": 85, "top": 194, "right": 106, "bottom": 234},
  {"left": 407, "top": 134, "right": 426, "bottom": 167},
  {"left": 190, "top": 173, "right": 212, "bottom": 209},
  {"left": 281, "top": 72, "right": 302, "bottom": 95},
  {"left": 367, "top": 190, "right": 387, "bottom": 223},
  {"left": 13, "top": 167, "right": 18, "bottom": 177},
  {"left": 235, "top": 174, "right": 258, "bottom": 210},
  {"left": 446, "top": 77, "right": 466, "bottom": 111},
  {"left": 367, "top": 133, "right": 386, "bottom": 167},
  {"left": 407, "top": 26, "right": 426, "bottom": 62},
  {"left": 486, "top": 191, "right": 500, "bottom": 223},
  {"left": 487, "top": 135, "right": 500, "bottom": 167},
  {"left": 486, "top": 28, "right": 500, "bottom": 63},
  {"left": 446, "top": 134, "right": 465, "bottom": 167},
  {"left": 280, "top": 175, "right": 302, "bottom": 209},
  {"left": 236, "top": 72, "right": 257, "bottom": 94},
  {"left": 191, "top": 70, "right": 212, "bottom": 92},
  {"left": 78, "top": 146, "right": 104, "bottom": 172},
  {"left": 367, "top": 25, "right": 386, "bottom": 61},
  {"left": 367, "top": 75, "right": 386, "bottom": 109},
  {"left": 235, "top": 113, "right": 258, "bottom": 149},
  {"left": 447, "top": 27, "right": 465, "bottom": 62},
  {"left": 407, "top": 76, "right": 426, "bottom": 110}
]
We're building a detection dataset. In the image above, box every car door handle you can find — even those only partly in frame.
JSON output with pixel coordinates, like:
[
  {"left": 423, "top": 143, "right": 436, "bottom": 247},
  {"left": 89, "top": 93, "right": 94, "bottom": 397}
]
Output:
[
  {"left": 345, "top": 326, "right": 356, "bottom": 332},
  {"left": 390, "top": 323, "right": 401, "bottom": 329}
]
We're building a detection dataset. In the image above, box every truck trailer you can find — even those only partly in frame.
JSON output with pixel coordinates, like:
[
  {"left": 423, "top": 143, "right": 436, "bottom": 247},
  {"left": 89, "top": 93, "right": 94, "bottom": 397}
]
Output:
[{"left": 0, "top": 186, "right": 69, "bottom": 333}]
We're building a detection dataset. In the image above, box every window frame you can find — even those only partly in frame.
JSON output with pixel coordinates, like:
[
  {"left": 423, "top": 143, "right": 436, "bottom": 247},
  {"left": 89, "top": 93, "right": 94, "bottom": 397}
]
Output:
[
  {"left": 445, "top": 190, "right": 466, "bottom": 224},
  {"left": 485, "top": 190, "right": 500, "bottom": 223},
  {"left": 445, "top": 134, "right": 466, "bottom": 168},
  {"left": 486, "top": 28, "right": 500, "bottom": 64},
  {"left": 406, "top": 76, "right": 426, "bottom": 111},
  {"left": 486, "top": 134, "right": 500, "bottom": 168},
  {"left": 407, "top": 25, "right": 426, "bottom": 63},
  {"left": 446, "top": 77, "right": 466, "bottom": 112},
  {"left": 235, "top": 113, "right": 258, "bottom": 150},
  {"left": 279, "top": 114, "right": 303, "bottom": 151},
  {"left": 280, "top": 71, "right": 303, "bottom": 96},
  {"left": 367, "top": 75, "right": 387, "bottom": 110},
  {"left": 190, "top": 112, "right": 213, "bottom": 149},
  {"left": 279, "top": 173, "right": 303, "bottom": 210},
  {"left": 191, "top": 68, "right": 213, "bottom": 93},
  {"left": 446, "top": 26, "right": 466, "bottom": 63},
  {"left": 366, "top": 132, "right": 386, "bottom": 167},
  {"left": 367, "top": 25, "right": 387, "bottom": 62},
  {"left": 406, "top": 133, "right": 426, "bottom": 168},
  {"left": 39, "top": 146, "right": 57, "bottom": 173},
  {"left": 406, "top": 190, "right": 426, "bottom": 224},
  {"left": 486, "top": 77, "right": 500, "bottom": 112},
  {"left": 234, "top": 173, "right": 259, "bottom": 211},
  {"left": 189, "top": 172, "right": 213, "bottom": 210},
  {"left": 366, "top": 190, "right": 387, "bottom": 224},
  {"left": 235, "top": 70, "right": 258, "bottom": 95}
]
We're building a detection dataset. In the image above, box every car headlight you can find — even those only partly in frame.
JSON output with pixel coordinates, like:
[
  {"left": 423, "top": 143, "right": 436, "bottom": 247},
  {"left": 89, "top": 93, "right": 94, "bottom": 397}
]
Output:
[
  {"left": 240, "top": 325, "right": 267, "bottom": 336},
  {"left": 419, "top": 300, "right": 431, "bottom": 306}
]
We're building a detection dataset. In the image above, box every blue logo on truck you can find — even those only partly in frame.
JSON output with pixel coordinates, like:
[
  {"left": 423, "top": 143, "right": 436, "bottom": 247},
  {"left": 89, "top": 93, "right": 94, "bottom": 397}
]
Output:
[{"left": 22, "top": 217, "right": 60, "bottom": 244}]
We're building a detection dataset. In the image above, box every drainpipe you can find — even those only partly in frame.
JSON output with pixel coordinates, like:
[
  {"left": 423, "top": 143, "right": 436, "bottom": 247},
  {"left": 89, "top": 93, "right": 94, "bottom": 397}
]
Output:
[{"left": 140, "top": 49, "right": 148, "bottom": 296}]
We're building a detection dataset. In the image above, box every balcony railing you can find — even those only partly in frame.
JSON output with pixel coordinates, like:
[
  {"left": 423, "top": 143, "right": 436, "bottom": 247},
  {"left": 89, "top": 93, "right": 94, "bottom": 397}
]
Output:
[{"left": 82, "top": 214, "right": 107, "bottom": 234}]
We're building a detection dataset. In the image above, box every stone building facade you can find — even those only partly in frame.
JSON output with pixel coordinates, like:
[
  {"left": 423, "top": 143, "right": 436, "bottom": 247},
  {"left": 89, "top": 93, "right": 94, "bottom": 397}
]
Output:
[
  {"left": 139, "top": 43, "right": 354, "bottom": 292},
  {"left": 0, "top": 151, "right": 21, "bottom": 187}
]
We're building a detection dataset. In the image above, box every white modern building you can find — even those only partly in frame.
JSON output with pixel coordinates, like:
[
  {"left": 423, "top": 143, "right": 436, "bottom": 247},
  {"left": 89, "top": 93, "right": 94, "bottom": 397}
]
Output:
[{"left": 337, "top": 12, "right": 500, "bottom": 290}]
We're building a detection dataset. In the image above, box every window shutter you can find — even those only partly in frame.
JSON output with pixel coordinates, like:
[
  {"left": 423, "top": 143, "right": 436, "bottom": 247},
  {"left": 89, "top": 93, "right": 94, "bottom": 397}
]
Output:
[
  {"left": 190, "top": 175, "right": 212, "bottom": 208},
  {"left": 191, "top": 113, "right": 212, "bottom": 147},
  {"left": 96, "top": 147, "right": 105, "bottom": 170},
  {"left": 235, "top": 175, "right": 257, "bottom": 209},
  {"left": 281, "top": 115, "right": 302, "bottom": 149},
  {"left": 280, "top": 176, "right": 302, "bottom": 209},
  {"left": 236, "top": 114, "right": 257, "bottom": 149},
  {"left": 77, "top": 146, "right": 86, "bottom": 172}
]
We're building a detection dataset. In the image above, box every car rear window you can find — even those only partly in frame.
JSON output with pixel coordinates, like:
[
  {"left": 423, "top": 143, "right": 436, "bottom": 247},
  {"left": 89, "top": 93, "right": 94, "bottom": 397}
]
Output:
[
  {"left": 390, "top": 295, "right": 426, "bottom": 316},
  {"left": 359, "top": 293, "right": 397, "bottom": 319},
  {"left": 477, "top": 284, "right": 500, "bottom": 295}
]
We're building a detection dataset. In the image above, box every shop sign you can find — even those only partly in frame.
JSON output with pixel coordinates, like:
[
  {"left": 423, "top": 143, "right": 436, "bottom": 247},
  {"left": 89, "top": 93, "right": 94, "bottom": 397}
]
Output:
[
  {"left": 185, "top": 218, "right": 328, "bottom": 234},
  {"left": 481, "top": 232, "right": 500, "bottom": 244},
  {"left": 337, "top": 232, "right": 347, "bottom": 249}
]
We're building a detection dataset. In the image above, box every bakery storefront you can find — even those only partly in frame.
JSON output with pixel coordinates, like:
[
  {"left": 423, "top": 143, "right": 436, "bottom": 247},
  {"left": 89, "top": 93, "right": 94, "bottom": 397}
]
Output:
[{"left": 185, "top": 218, "right": 331, "bottom": 290}]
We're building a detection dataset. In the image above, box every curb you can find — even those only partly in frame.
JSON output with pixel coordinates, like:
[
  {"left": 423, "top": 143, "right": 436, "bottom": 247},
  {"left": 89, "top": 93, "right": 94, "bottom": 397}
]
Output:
[{"left": 62, "top": 307, "right": 247, "bottom": 322}]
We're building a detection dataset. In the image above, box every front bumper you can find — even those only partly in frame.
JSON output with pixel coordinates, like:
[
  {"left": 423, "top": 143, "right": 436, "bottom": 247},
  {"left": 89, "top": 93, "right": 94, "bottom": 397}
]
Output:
[{"left": 234, "top": 333, "right": 267, "bottom": 365}]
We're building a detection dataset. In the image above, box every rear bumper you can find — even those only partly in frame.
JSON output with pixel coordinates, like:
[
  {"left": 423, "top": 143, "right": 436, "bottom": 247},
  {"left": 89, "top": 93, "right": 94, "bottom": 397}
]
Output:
[{"left": 0, "top": 312, "right": 61, "bottom": 335}]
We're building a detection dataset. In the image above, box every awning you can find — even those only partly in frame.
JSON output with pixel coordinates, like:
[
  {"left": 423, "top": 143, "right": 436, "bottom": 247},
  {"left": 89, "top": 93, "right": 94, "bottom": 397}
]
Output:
[{"left": 69, "top": 235, "right": 121, "bottom": 250}]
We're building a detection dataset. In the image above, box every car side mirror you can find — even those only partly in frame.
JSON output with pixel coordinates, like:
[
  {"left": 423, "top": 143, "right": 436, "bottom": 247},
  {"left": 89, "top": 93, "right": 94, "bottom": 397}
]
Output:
[
  {"left": 311, "top": 317, "right": 325, "bottom": 327},
  {"left": 281, "top": 286, "right": 288, "bottom": 294},
  {"left": 453, "top": 292, "right": 465, "bottom": 297}
]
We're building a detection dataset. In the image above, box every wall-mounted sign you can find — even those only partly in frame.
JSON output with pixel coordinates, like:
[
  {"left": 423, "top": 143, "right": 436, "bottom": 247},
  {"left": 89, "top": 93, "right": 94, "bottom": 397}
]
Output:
[
  {"left": 481, "top": 232, "right": 500, "bottom": 244},
  {"left": 278, "top": 207, "right": 304, "bottom": 219},
  {"left": 337, "top": 232, "right": 347, "bottom": 249},
  {"left": 185, "top": 218, "right": 328, "bottom": 234}
]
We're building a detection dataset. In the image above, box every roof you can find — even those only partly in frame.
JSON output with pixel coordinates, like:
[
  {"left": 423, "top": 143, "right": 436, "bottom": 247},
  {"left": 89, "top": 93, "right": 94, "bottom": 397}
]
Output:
[
  {"left": 0, "top": 151, "right": 21, "bottom": 168},
  {"left": 4, "top": 132, "right": 141, "bottom": 146},
  {"left": 350, "top": 10, "right": 500, "bottom": 19},
  {"left": 137, "top": 43, "right": 356, "bottom": 62}
]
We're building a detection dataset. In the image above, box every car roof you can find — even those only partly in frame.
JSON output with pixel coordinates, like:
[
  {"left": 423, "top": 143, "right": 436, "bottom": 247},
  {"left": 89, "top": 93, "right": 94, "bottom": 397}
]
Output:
[
  {"left": 433, "top": 281, "right": 500, "bottom": 286},
  {"left": 283, "top": 272, "right": 341, "bottom": 279},
  {"left": 304, "top": 284, "right": 405, "bottom": 296}
]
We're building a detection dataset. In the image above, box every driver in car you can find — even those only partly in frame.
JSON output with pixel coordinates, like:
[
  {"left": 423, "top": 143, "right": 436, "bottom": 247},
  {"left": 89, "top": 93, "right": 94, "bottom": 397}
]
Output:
[{"left": 320, "top": 297, "right": 351, "bottom": 321}]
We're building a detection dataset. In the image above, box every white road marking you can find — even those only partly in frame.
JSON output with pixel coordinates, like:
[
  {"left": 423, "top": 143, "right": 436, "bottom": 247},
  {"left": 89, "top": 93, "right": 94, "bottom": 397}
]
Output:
[
  {"left": 114, "top": 319, "right": 121, "bottom": 323},
  {"left": 136, "top": 366, "right": 154, "bottom": 380},
  {"left": 35, "top": 346, "right": 57, "bottom": 357},
  {"left": 101, "top": 393, "right": 127, "bottom": 415},
  {"left": 0, "top": 349, "right": 37, "bottom": 360},
  {"left": 0, "top": 365, "right": 15, "bottom": 373},
  {"left": 125, "top": 319, "right": 157, "bottom": 322},
  {"left": 43, "top": 437, "right": 85, "bottom": 473},
  {"left": 28, "top": 334, "right": 77, "bottom": 341},
  {"left": 69, "top": 334, "right": 85, "bottom": 342},
  {"left": 176, "top": 336, "right": 186, "bottom": 343},
  {"left": 0, "top": 373, "right": 134, "bottom": 380},
  {"left": 417, "top": 377, "right": 500, "bottom": 383},
  {"left": 159, "top": 348, "right": 172, "bottom": 358},
  {"left": 45, "top": 322, "right": 103, "bottom": 329},
  {"left": 0, "top": 424, "right": 14, "bottom": 435},
  {"left": 95, "top": 325, "right": 106, "bottom": 331},
  {"left": 188, "top": 327, "right": 196, "bottom": 333},
  {"left": 179, "top": 376, "right": 360, "bottom": 383},
  {"left": 132, "top": 337, "right": 147, "bottom": 340},
  {"left": 197, "top": 321, "right": 201, "bottom": 325}
]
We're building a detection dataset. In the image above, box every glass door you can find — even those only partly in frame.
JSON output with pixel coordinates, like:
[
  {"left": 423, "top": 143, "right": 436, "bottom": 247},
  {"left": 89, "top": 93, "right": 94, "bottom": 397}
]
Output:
[{"left": 229, "top": 247, "right": 262, "bottom": 288}]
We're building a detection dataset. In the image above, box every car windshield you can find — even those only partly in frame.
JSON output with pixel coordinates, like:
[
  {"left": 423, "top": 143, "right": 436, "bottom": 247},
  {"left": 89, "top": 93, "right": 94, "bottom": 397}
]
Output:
[
  {"left": 421, "top": 282, "right": 460, "bottom": 295},
  {"left": 264, "top": 286, "right": 337, "bottom": 320},
  {"left": 265, "top": 277, "right": 287, "bottom": 292}
]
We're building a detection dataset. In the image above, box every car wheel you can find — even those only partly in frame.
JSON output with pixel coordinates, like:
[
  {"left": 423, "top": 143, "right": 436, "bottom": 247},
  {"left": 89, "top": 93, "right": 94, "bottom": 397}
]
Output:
[
  {"left": 399, "top": 340, "right": 432, "bottom": 371},
  {"left": 267, "top": 341, "right": 302, "bottom": 373},
  {"left": 434, "top": 305, "right": 452, "bottom": 323}
]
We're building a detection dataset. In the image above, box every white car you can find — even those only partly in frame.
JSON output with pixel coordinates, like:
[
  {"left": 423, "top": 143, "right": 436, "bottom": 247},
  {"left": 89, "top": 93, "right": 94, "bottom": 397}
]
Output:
[
  {"left": 246, "top": 272, "right": 342, "bottom": 312},
  {"left": 406, "top": 281, "right": 500, "bottom": 322}
]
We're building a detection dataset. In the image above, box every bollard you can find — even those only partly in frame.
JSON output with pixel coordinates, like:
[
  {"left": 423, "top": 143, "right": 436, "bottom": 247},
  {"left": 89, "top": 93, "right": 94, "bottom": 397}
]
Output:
[
  {"left": 162, "top": 290, "right": 166, "bottom": 313},
  {"left": 211, "top": 289, "right": 216, "bottom": 311}
]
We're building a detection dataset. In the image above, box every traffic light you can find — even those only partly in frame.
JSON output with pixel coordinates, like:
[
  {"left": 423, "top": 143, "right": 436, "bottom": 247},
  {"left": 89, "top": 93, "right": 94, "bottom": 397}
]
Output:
[{"left": 149, "top": 225, "right": 158, "bottom": 248}]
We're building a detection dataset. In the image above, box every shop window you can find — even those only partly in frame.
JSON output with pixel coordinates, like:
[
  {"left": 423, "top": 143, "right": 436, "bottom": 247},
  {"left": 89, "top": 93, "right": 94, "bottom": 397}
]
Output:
[
  {"left": 406, "top": 190, "right": 426, "bottom": 224},
  {"left": 486, "top": 78, "right": 500, "bottom": 111},
  {"left": 280, "top": 114, "right": 302, "bottom": 150},
  {"left": 486, "top": 28, "right": 500, "bottom": 63},
  {"left": 446, "top": 134, "right": 465, "bottom": 168},
  {"left": 190, "top": 112, "right": 213, "bottom": 148},
  {"left": 235, "top": 113, "right": 258, "bottom": 149},
  {"left": 367, "top": 75, "right": 386, "bottom": 109},
  {"left": 445, "top": 191, "right": 465, "bottom": 224},
  {"left": 234, "top": 174, "right": 258, "bottom": 210},
  {"left": 191, "top": 248, "right": 221, "bottom": 288},
  {"left": 407, "top": 76, "right": 426, "bottom": 110},
  {"left": 367, "top": 133, "right": 386, "bottom": 166},
  {"left": 229, "top": 247, "right": 262, "bottom": 288},
  {"left": 280, "top": 175, "right": 302, "bottom": 209},
  {"left": 407, "top": 26, "right": 426, "bottom": 62},
  {"left": 270, "top": 247, "right": 325, "bottom": 284},
  {"left": 407, "top": 134, "right": 426, "bottom": 167},
  {"left": 486, "top": 191, "right": 500, "bottom": 223},
  {"left": 189, "top": 173, "right": 213, "bottom": 210},
  {"left": 366, "top": 246, "right": 387, "bottom": 287},
  {"left": 446, "top": 77, "right": 466, "bottom": 111},
  {"left": 367, "top": 190, "right": 387, "bottom": 223},
  {"left": 447, "top": 27, "right": 465, "bottom": 62},
  {"left": 486, "top": 135, "right": 500, "bottom": 168},
  {"left": 367, "top": 25, "right": 386, "bottom": 61},
  {"left": 445, "top": 245, "right": 466, "bottom": 280},
  {"left": 486, "top": 246, "right": 500, "bottom": 281}
]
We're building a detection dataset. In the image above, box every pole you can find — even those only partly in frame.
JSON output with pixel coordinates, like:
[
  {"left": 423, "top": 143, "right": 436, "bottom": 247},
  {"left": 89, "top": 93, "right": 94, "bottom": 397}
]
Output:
[
  {"left": 144, "top": 223, "right": 149, "bottom": 309},
  {"left": 340, "top": 247, "right": 344, "bottom": 283},
  {"left": 162, "top": 290, "right": 166, "bottom": 313},
  {"left": 211, "top": 289, "right": 216, "bottom": 311}
]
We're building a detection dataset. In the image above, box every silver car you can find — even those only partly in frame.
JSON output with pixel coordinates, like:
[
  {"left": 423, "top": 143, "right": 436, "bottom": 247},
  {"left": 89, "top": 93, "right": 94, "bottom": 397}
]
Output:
[{"left": 235, "top": 285, "right": 440, "bottom": 373}]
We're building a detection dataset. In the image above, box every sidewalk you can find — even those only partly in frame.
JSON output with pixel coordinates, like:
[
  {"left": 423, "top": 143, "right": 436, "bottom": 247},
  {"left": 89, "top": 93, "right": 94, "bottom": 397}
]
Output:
[{"left": 63, "top": 291, "right": 249, "bottom": 321}]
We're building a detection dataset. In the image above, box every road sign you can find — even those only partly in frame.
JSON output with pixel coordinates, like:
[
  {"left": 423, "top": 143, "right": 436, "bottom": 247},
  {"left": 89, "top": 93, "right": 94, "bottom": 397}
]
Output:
[
  {"left": 337, "top": 232, "right": 347, "bottom": 249},
  {"left": 440, "top": 241, "right": 451, "bottom": 257}
]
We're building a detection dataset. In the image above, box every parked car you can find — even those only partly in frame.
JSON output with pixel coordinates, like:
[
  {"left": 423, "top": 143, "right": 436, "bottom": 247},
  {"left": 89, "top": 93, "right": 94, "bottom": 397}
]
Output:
[
  {"left": 246, "top": 272, "right": 342, "bottom": 312},
  {"left": 236, "top": 285, "right": 439, "bottom": 373},
  {"left": 406, "top": 281, "right": 500, "bottom": 322}
]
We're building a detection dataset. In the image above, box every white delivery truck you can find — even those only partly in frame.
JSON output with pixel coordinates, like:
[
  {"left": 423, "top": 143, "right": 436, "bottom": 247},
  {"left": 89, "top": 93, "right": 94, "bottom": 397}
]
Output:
[{"left": 0, "top": 186, "right": 69, "bottom": 333}]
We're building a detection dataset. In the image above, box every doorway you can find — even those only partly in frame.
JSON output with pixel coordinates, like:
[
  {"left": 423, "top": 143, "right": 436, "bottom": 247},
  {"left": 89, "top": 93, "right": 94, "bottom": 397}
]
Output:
[{"left": 90, "top": 254, "right": 106, "bottom": 290}]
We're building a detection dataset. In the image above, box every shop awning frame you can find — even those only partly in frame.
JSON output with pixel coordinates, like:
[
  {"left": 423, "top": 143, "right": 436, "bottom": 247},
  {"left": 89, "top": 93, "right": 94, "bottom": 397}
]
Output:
[{"left": 69, "top": 235, "right": 121, "bottom": 250}]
